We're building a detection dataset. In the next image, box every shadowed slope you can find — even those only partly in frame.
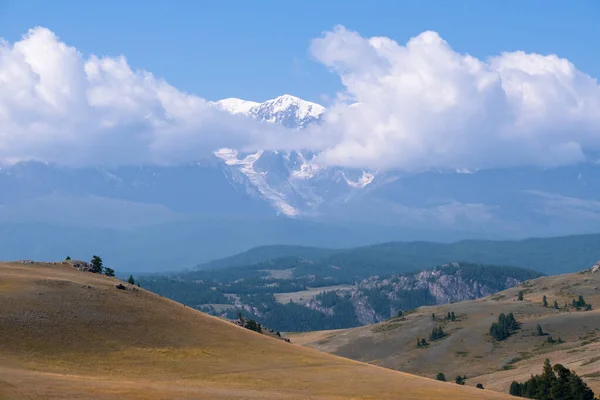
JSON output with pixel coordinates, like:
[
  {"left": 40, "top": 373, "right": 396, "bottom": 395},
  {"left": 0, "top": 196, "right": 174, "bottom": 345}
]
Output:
[{"left": 0, "top": 261, "right": 512, "bottom": 400}]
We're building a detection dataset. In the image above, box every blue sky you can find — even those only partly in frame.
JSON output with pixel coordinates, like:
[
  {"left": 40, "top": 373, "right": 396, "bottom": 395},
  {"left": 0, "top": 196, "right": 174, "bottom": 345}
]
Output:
[{"left": 0, "top": 0, "right": 598, "bottom": 105}]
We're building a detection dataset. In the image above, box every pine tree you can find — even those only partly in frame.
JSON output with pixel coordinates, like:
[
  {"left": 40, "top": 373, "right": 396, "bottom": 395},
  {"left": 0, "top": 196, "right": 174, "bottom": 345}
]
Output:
[
  {"left": 435, "top": 372, "right": 446, "bottom": 382},
  {"left": 430, "top": 326, "right": 446, "bottom": 341},
  {"left": 455, "top": 375, "right": 466, "bottom": 385},
  {"left": 90, "top": 255, "right": 103, "bottom": 274},
  {"left": 536, "top": 324, "right": 544, "bottom": 336},
  {"left": 432, "top": 313, "right": 435, "bottom": 320},
  {"left": 509, "top": 381, "right": 522, "bottom": 396},
  {"left": 451, "top": 311, "right": 456, "bottom": 321},
  {"left": 447, "top": 311, "right": 451, "bottom": 320},
  {"left": 543, "top": 295, "right": 548, "bottom": 307},
  {"left": 518, "top": 291, "right": 524, "bottom": 301},
  {"left": 476, "top": 383, "right": 484, "bottom": 389},
  {"left": 420, "top": 338, "right": 428, "bottom": 347},
  {"left": 554, "top": 300, "right": 559, "bottom": 309},
  {"left": 104, "top": 267, "right": 115, "bottom": 277},
  {"left": 127, "top": 274, "right": 135, "bottom": 285},
  {"left": 65, "top": 256, "right": 71, "bottom": 261}
]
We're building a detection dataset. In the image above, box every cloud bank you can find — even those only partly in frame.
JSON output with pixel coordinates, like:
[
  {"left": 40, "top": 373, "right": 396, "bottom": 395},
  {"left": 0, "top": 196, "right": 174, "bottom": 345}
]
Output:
[
  {"left": 310, "top": 26, "right": 600, "bottom": 170},
  {"left": 1, "top": 26, "right": 600, "bottom": 170},
  {"left": 0, "top": 27, "right": 284, "bottom": 166}
]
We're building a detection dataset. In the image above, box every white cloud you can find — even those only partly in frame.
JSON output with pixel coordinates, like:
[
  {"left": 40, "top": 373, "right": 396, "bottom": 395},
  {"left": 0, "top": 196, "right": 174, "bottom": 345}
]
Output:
[
  {"left": 309, "top": 26, "right": 600, "bottom": 170},
  {"left": 1, "top": 26, "right": 600, "bottom": 171},
  {"left": 0, "top": 27, "right": 284, "bottom": 166}
]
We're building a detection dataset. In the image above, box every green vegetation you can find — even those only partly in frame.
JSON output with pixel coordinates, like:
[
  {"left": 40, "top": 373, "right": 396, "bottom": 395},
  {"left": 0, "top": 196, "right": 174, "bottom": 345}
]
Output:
[
  {"left": 536, "top": 324, "right": 544, "bottom": 336},
  {"left": 141, "top": 260, "right": 540, "bottom": 332},
  {"left": 104, "top": 267, "right": 115, "bottom": 277},
  {"left": 553, "top": 300, "right": 560, "bottom": 309},
  {"left": 518, "top": 291, "right": 524, "bottom": 301},
  {"left": 127, "top": 274, "right": 135, "bottom": 285},
  {"left": 90, "top": 255, "right": 103, "bottom": 274},
  {"left": 435, "top": 372, "right": 446, "bottom": 382},
  {"left": 417, "top": 338, "right": 429, "bottom": 347},
  {"left": 489, "top": 312, "right": 519, "bottom": 341},
  {"left": 429, "top": 326, "right": 446, "bottom": 341},
  {"left": 65, "top": 256, "right": 71, "bottom": 260},
  {"left": 476, "top": 383, "right": 484, "bottom": 389},
  {"left": 572, "top": 295, "right": 592, "bottom": 311},
  {"left": 509, "top": 359, "right": 595, "bottom": 399},
  {"left": 542, "top": 295, "right": 547, "bottom": 307},
  {"left": 455, "top": 375, "right": 466, "bottom": 385}
]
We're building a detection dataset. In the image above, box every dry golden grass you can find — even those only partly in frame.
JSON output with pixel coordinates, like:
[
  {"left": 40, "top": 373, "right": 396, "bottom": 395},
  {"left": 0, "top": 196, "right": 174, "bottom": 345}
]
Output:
[
  {"left": 0, "top": 261, "right": 512, "bottom": 400},
  {"left": 293, "top": 269, "right": 600, "bottom": 396}
]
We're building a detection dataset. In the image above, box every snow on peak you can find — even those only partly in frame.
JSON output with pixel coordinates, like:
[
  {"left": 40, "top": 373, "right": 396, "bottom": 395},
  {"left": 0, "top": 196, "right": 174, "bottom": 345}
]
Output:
[
  {"left": 214, "top": 148, "right": 300, "bottom": 216},
  {"left": 211, "top": 94, "right": 325, "bottom": 128},
  {"left": 345, "top": 171, "right": 375, "bottom": 188},
  {"left": 261, "top": 94, "right": 325, "bottom": 119},
  {"left": 211, "top": 98, "right": 259, "bottom": 115}
]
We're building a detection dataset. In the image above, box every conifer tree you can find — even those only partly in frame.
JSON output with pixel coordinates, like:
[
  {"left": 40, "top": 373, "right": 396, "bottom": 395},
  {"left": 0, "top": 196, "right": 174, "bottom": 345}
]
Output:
[
  {"left": 518, "top": 291, "right": 524, "bottom": 301},
  {"left": 553, "top": 300, "right": 559, "bottom": 310},
  {"left": 542, "top": 295, "right": 548, "bottom": 307},
  {"left": 435, "top": 372, "right": 446, "bottom": 382},
  {"left": 536, "top": 324, "right": 544, "bottom": 336},
  {"left": 90, "top": 255, "right": 103, "bottom": 274},
  {"left": 127, "top": 274, "right": 135, "bottom": 285}
]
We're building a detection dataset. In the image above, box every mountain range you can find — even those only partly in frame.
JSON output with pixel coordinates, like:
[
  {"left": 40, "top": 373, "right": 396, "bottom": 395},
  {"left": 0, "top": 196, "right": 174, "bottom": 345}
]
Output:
[{"left": 2, "top": 94, "right": 600, "bottom": 270}]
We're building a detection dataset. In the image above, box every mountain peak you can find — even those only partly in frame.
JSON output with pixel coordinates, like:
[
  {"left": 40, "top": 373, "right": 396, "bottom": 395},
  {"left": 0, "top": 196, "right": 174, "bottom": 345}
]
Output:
[{"left": 211, "top": 98, "right": 259, "bottom": 115}]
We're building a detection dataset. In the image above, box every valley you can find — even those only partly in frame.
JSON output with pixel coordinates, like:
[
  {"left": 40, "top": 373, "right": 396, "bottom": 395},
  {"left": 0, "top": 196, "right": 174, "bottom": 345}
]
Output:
[{"left": 0, "top": 260, "right": 512, "bottom": 400}]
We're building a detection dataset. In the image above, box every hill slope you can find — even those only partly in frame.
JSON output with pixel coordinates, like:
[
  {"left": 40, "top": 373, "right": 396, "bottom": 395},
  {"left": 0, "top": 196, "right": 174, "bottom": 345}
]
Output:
[
  {"left": 292, "top": 265, "right": 600, "bottom": 395},
  {"left": 196, "top": 233, "right": 600, "bottom": 275},
  {"left": 0, "top": 261, "right": 511, "bottom": 400}
]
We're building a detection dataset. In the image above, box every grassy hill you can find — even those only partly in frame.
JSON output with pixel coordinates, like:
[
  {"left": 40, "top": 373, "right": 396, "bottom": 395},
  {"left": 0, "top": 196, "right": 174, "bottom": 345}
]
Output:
[
  {"left": 196, "top": 232, "right": 600, "bottom": 275},
  {"left": 0, "top": 261, "right": 512, "bottom": 400},
  {"left": 291, "top": 266, "right": 600, "bottom": 396}
]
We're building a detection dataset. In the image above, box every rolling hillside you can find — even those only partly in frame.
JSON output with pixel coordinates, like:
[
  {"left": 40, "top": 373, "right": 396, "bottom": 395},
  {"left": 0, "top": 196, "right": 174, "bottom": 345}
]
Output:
[
  {"left": 291, "top": 265, "right": 600, "bottom": 396},
  {"left": 0, "top": 261, "right": 512, "bottom": 400},
  {"left": 196, "top": 233, "right": 600, "bottom": 275}
]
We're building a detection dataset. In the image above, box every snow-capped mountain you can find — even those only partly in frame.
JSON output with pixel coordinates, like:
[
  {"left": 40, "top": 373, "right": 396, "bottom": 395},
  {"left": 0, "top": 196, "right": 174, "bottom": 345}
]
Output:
[
  {"left": 2, "top": 93, "right": 600, "bottom": 243},
  {"left": 211, "top": 94, "right": 325, "bottom": 128},
  {"left": 209, "top": 94, "right": 374, "bottom": 216}
]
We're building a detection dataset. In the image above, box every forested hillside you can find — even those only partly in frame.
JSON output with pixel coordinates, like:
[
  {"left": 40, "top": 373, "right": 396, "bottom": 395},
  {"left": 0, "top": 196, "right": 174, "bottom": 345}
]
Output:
[{"left": 142, "top": 261, "right": 542, "bottom": 331}]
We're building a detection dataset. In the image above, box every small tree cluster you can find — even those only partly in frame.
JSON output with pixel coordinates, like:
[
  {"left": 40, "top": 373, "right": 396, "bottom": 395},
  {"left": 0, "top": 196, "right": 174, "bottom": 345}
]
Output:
[
  {"left": 429, "top": 326, "right": 446, "bottom": 341},
  {"left": 509, "top": 359, "right": 595, "bottom": 399},
  {"left": 572, "top": 295, "right": 592, "bottom": 311},
  {"left": 446, "top": 311, "right": 456, "bottom": 321},
  {"left": 476, "top": 383, "right": 484, "bottom": 389},
  {"left": 416, "top": 337, "right": 429, "bottom": 347},
  {"left": 435, "top": 372, "right": 446, "bottom": 382},
  {"left": 518, "top": 291, "right": 524, "bottom": 301},
  {"left": 489, "top": 312, "right": 518, "bottom": 341},
  {"left": 455, "top": 375, "right": 466, "bottom": 385},
  {"left": 244, "top": 319, "right": 262, "bottom": 333}
]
